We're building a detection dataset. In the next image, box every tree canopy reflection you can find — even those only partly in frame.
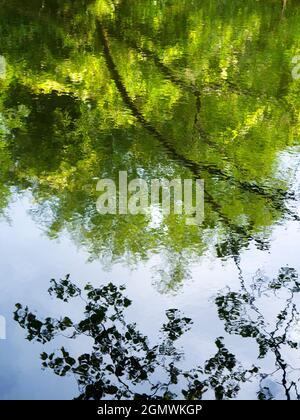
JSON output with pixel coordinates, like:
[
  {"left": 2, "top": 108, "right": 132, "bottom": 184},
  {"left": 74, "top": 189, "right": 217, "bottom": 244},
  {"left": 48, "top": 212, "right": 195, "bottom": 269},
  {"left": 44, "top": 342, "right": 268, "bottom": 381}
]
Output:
[
  {"left": 14, "top": 266, "right": 300, "bottom": 399},
  {"left": 216, "top": 261, "right": 300, "bottom": 399},
  {"left": 1, "top": 0, "right": 300, "bottom": 290}
]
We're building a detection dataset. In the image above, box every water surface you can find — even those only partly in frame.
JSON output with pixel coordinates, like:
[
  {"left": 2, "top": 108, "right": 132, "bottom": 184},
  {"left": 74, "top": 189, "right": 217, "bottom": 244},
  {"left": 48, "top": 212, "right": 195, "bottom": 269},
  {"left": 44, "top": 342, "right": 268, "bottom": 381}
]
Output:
[{"left": 1, "top": 0, "right": 300, "bottom": 400}]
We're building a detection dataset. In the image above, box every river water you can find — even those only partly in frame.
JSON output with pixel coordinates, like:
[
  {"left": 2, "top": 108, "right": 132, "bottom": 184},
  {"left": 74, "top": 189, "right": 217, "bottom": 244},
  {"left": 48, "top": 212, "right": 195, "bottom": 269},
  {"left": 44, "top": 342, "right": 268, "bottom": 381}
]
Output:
[{"left": 1, "top": 0, "right": 300, "bottom": 400}]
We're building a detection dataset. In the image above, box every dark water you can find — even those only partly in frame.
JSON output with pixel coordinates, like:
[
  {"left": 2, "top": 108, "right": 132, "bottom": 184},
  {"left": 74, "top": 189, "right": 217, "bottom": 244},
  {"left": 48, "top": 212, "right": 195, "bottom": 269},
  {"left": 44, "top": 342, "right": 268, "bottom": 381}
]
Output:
[{"left": 1, "top": 0, "right": 300, "bottom": 400}]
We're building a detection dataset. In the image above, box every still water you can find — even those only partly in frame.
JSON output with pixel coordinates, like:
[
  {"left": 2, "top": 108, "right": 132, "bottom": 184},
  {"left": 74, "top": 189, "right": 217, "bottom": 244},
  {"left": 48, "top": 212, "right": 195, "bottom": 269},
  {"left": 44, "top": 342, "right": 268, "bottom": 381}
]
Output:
[{"left": 1, "top": 0, "right": 300, "bottom": 400}]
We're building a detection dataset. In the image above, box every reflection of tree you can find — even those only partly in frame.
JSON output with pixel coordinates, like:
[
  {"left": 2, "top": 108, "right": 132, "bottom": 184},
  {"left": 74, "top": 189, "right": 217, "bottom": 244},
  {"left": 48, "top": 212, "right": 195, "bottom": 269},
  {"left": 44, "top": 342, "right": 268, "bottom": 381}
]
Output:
[
  {"left": 14, "top": 266, "right": 300, "bottom": 399},
  {"left": 1, "top": 0, "right": 300, "bottom": 290},
  {"left": 97, "top": 20, "right": 293, "bottom": 249},
  {"left": 14, "top": 276, "right": 255, "bottom": 400},
  {"left": 216, "top": 262, "right": 300, "bottom": 400}
]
